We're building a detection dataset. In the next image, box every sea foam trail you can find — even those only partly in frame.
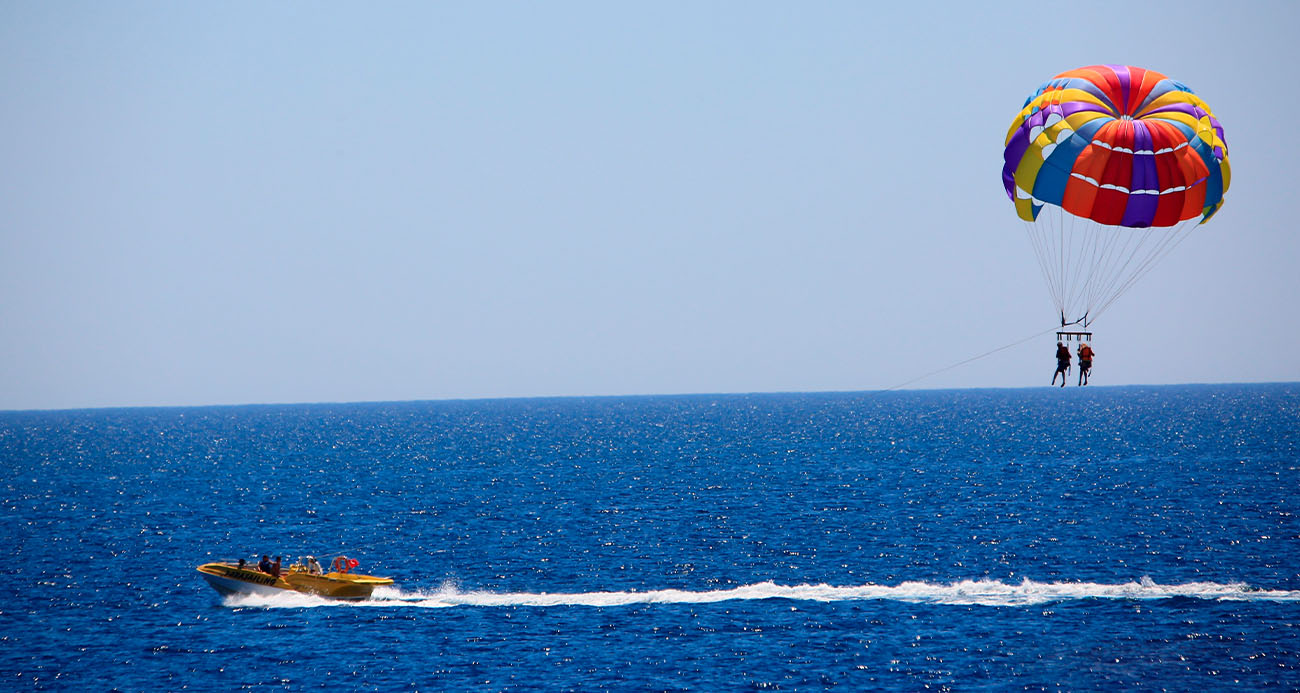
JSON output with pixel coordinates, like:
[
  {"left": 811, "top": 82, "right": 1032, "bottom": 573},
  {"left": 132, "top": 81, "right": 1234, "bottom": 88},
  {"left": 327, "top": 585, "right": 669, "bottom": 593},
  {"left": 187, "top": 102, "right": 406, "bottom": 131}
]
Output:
[{"left": 224, "top": 577, "right": 1300, "bottom": 610}]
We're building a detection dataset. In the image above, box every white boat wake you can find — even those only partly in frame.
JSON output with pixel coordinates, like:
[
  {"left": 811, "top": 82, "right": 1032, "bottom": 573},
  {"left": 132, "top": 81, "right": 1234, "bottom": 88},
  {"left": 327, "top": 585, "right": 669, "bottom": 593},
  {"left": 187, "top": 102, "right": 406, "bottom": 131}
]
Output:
[{"left": 223, "top": 577, "right": 1300, "bottom": 610}]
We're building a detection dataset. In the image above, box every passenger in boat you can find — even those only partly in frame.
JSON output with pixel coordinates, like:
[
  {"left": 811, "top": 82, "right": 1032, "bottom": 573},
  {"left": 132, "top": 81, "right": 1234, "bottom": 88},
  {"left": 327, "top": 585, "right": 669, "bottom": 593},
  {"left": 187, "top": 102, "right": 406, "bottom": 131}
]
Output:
[
  {"left": 306, "top": 556, "right": 323, "bottom": 575},
  {"left": 237, "top": 558, "right": 247, "bottom": 571},
  {"left": 271, "top": 556, "right": 282, "bottom": 578},
  {"left": 1077, "top": 343, "right": 1095, "bottom": 386},
  {"left": 258, "top": 555, "right": 273, "bottom": 574},
  {"left": 1051, "top": 342, "right": 1071, "bottom": 387}
]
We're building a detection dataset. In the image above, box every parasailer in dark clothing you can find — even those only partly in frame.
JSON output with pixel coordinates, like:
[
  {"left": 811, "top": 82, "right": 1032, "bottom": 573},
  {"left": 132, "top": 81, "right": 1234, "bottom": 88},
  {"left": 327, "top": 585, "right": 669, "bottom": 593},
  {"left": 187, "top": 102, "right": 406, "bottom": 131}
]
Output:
[{"left": 1052, "top": 342, "right": 1071, "bottom": 387}]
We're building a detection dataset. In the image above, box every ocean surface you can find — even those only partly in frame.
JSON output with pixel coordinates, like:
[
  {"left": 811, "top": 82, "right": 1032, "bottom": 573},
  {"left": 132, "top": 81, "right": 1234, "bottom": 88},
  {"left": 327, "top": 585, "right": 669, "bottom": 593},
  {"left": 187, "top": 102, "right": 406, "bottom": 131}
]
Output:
[{"left": 3, "top": 384, "right": 1299, "bottom": 690}]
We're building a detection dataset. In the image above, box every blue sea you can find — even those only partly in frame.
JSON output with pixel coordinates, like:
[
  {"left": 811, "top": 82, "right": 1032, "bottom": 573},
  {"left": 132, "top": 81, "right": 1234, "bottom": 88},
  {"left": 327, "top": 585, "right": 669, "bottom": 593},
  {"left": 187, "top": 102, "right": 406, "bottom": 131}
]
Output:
[{"left": 4, "top": 384, "right": 1299, "bottom": 690}]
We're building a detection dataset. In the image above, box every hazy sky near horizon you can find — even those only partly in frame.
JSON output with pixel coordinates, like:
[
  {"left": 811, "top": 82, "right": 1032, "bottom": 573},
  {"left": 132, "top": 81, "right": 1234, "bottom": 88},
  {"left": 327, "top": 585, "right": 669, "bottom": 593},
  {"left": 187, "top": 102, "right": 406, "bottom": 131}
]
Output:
[{"left": 3, "top": 1, "right": 1298, "bottom": 410}]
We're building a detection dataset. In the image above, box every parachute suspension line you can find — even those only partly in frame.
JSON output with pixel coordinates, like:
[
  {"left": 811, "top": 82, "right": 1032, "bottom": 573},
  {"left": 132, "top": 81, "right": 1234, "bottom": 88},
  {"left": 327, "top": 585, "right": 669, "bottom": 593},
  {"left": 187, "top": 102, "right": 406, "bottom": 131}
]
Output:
[
  {"left": 1065, "top": 211, "right": 1110, "bottom": 325},
  {"left": 1056, "top": 210, "right": 1073, "bottom": 311},
  {"left": 879, "top": 324, "right": 1064, "bottom": 392},
  {"left": 1128, "top": 217, "right": 1197, "bottom": 285},
  {"left": 1033, "top": 207, "right": 1106, "bottom": 326},
  {"left": 1027, "top": 205, "right": 1204, "bottom": 328},
  {"left": 1029, "top": 215, "right": 1060, "bottom": 305},
  {"left": 1080, "top": 218, "right": 1127, "bottom": 318},
  {"left": 1085, "top": 221, "right": 1141, "bottom": 315},
  {"left": 1059, "top": 208, "right": 1071, "bottom": 317},
  {"left": 1068, "top": 216, "right": 1098, "bottom": 316},
  {"left": 1023, "top": 219, "right": 1062, "bottom": 314},
  {"left": 1026, "top": 207, "right": 1075, "bottom": 323},
  {"left": 1091, "top": 218, "right": 1191, "bottom": 322},
  {"left": 1085, "top": 222, "right": 1152, "bottom": 319},
  {"left": 1091, "top": 217, "right": 1200, "bottom": 321},
  {"left": 1062, "top": 211, "right": 1093, "bottom": 322},
  {"left": 1057, "top": 209, "right": 1075, "bottom": 318},
  {"left": 1050, "top": 206, "right": 1077, "bottom": 320},
  {"left": 1024, "top": 208, "right": 1063, "bottom": 311},
  {"left": 1087, "top": 226, "right": 1151, "bottom": 320}
]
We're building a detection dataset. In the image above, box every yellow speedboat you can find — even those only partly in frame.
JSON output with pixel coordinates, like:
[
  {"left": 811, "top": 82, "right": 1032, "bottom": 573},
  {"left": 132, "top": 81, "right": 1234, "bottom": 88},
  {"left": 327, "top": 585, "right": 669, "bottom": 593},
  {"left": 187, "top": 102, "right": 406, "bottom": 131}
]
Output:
[{"left": 197, "top": 557, "right": 394, "bottom": 601}]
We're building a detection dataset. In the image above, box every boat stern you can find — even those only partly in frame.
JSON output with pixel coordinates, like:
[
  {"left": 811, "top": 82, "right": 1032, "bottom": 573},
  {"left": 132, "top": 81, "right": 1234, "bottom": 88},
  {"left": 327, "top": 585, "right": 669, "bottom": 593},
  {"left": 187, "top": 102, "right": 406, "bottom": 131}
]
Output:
[{"left": 196, "top": 562, "right": 289, "bottom": 598}]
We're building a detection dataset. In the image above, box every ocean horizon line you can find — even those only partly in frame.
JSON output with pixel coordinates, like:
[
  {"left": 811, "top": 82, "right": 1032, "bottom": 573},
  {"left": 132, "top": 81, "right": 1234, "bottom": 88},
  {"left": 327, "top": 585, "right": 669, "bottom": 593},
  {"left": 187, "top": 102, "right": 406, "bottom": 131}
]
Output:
[{"left": 3, "top": 379, "right": 1296, "bottom": 415}]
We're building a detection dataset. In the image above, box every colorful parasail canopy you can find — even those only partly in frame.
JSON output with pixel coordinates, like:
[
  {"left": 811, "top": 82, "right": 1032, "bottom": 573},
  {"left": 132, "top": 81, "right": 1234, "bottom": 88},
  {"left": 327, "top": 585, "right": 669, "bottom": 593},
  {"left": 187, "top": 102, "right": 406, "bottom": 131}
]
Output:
[{"left": 1001, "top": 65, "right": 1230, "bottom": 326}]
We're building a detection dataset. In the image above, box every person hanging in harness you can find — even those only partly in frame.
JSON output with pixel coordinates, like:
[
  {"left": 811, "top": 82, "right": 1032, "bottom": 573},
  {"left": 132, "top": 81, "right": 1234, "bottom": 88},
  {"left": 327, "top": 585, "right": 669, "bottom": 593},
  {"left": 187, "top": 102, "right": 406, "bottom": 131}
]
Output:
[
  {"left": 1051, "top": 342, "right": 1071, "bottom": 387},
  {"left": 1077, "top": 342, "right": 1095, "bottom": 386}
]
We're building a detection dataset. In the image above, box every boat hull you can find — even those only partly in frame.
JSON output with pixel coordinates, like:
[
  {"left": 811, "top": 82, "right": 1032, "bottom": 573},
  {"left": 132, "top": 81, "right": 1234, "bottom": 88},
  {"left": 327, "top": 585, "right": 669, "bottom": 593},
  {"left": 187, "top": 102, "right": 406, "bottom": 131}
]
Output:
[{"left": 197, "top": 563, "right": 393, "bottom": 601}]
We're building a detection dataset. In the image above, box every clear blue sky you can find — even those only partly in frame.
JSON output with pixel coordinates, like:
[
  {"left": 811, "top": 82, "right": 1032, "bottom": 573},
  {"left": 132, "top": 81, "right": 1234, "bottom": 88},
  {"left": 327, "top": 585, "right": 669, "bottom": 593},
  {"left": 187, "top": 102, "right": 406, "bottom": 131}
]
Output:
[{"left": 2, "top": 1, "right": 1297, "bottom": 410}]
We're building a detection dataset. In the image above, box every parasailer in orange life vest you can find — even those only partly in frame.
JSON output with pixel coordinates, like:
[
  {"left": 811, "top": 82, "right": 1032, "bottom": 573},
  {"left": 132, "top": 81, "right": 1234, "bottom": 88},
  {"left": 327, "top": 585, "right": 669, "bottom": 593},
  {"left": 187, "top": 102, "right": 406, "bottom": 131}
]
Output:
[{"left": 1077, "top": 343, "right": 1095, "bottom": 386}]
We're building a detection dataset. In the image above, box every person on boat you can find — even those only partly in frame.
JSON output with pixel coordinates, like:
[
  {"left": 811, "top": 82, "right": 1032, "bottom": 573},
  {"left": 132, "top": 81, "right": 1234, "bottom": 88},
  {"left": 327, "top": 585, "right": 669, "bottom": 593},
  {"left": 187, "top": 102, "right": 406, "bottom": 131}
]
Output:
[
  {"left": 1077, "top": 343, "right": 1095, "bottom": 386},
  {"left": 270, "top": 556, "right": 282, "bottom": 578},
  {"left": 306, "top": 556, "right": 323, "bottom": 575},
  {"left": 1051, "top": 342, "right": 1071, "bottom": 387},
  {"left": 237, "top": 558, "right": 247, "bottom": 570},
  {"left": 258, "top": 555, "right": 273, "bottom": 574}
]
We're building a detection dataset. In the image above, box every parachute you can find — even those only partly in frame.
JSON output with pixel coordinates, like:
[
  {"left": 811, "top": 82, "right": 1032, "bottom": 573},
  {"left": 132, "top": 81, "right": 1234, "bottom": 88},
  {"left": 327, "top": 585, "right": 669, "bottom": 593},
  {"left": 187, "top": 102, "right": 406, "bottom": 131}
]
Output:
[{"left": 1002, "top": 65, "right": 1230, "bottom": 328}]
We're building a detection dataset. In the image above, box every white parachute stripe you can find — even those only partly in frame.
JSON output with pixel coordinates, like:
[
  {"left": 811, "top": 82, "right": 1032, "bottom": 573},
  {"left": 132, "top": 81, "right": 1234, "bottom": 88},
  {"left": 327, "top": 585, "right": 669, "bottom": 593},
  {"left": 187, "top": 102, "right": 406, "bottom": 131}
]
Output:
[
  {"left": 1067, "top": 173, "right": 1174, "bottom": 195},
  {"left": 1081, "top": 139, "right": 1186, "bottom": 157},
  {"left": 1152, "top": 142, "right": 1189, "bottom": 154},
  {"left": 1090, "top": 141, "right": 1152, "bottom": 155}
]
